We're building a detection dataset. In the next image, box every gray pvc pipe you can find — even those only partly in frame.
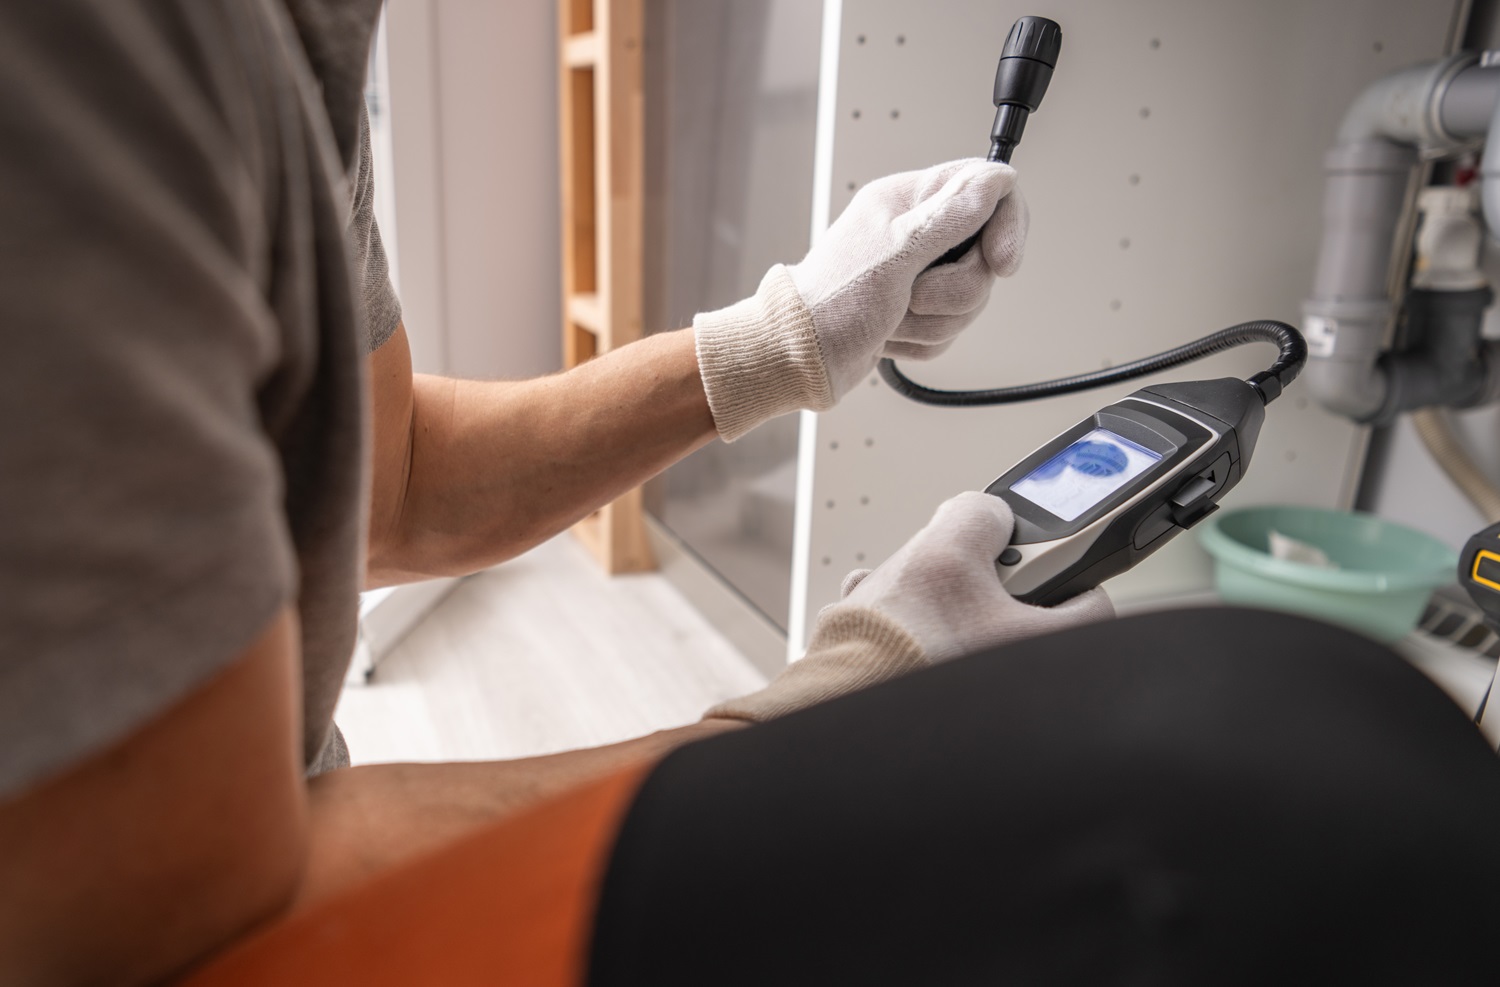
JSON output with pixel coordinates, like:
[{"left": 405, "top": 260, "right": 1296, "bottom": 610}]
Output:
[
  {"left": 1482, "top": 65, "right": 1500, "bottom": 243},
  {"left": 1478, "top": 339, "right": 1500, "bottom": 406},
  {"left": 1440, "top": 63, "right": 1500, "bottom": 136},
  {"left": 1337, "top": 67, "right": 1433, "bottom": 145},
  {"left": 1302, "top": 140, "right": 1416, "bottom": 420},
  {"left": 1305, "top": 53, "right": 1495, "bottom": 421},
  {"left": 1301, "top": 357, "right": 1386, "bottom": 421},
  {"left": 1309, "top": 141, "right": 1419, "bottom": 301}
]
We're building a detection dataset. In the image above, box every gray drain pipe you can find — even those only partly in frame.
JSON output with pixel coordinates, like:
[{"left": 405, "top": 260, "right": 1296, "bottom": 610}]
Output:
[{"left": 1303, "top": 53, "right": 1499, "bottom": 421}]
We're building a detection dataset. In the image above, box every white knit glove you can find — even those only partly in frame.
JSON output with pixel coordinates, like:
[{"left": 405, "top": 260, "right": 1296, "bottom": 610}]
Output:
[
  {"left": 705, "top": 492, "right": 1113, "bottom": 723},
  {"left": 694, "top": 159, "right": 1027, "bottom": 441}
]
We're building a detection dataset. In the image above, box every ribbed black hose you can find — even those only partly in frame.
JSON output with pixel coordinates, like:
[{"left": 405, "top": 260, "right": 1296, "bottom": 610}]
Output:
[{"left": 877, "top": 320, "right": 1307, "bottom": 407}]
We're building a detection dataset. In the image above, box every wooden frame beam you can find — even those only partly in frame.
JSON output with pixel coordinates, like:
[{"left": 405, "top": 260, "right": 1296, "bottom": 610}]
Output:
[{"left": 558, "top": 0, "right": 654, "bottom": 574}]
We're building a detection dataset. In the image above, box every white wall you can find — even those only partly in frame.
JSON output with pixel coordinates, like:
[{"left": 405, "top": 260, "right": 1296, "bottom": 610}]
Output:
[
  {"left": 790, "top": 0, "right": 1462, "bottom": 650},
  {"left": 385, "top": 0, "right": 561, "bottom": 379}
]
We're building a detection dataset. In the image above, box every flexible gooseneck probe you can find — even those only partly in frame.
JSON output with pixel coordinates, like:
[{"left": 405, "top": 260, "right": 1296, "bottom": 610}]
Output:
[{"left": 879, "top": 319, "right": 1309, "bottom": 408}]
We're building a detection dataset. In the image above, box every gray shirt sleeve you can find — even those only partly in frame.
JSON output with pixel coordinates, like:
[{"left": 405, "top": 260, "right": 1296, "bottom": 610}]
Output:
[
  {"left": 350, "top": 104, "right": 402, "bottom": 352},
  {"left": 0, "top": 5, "right": 297, "bottom": 795}
]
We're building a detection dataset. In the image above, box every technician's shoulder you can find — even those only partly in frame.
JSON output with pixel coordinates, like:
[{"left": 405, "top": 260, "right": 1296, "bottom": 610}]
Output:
[
  {"left": 0, "top": 2, "right": 285, "bottom": 125},
  {"left": 0, "top": 1, "right": 304, "bottom": 263},
  {"left": 0, "top": 0, "right": 369, "bottom": 797}
]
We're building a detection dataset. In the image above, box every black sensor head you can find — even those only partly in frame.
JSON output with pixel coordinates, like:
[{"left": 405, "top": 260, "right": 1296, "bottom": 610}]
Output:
[{"left": 987, "top": 15, "right": 1061, "bottom": 162}]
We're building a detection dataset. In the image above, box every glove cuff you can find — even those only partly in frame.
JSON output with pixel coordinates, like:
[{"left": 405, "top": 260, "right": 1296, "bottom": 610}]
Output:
[
  {"left": 693, "top": 265, "right": 833, "bottom": 442},
  {"left": 703, "top": 606, "right": 926, "bottom": 723}
]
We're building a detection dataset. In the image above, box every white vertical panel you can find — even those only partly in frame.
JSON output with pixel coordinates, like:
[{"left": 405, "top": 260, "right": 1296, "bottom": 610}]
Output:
[
  {"left": 432, "top": 0, "right": 561, "bottom": 380},
  {"left": 385, "top": 0, "right": 448, "bottom": 374},
  {"left": 787, "top": 0, "right": 844, "bottom": 658},
  {"left": 791, "top": 0, "right": 1461, "bottom": 648},
  {"left": 385, "top": 0, "right": 562, "bottom": 379}
]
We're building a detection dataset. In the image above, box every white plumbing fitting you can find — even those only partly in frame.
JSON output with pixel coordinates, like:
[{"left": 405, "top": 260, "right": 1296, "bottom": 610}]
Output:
[{"left": 1412, "top": 185, "right": 1488, "bottom": 291}]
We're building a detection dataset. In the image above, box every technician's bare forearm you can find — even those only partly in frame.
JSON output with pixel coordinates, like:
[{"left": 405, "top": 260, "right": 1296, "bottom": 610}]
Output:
[
  {"left": 365, "top": 325, "right": 714, "bottom": 586},
  {"left": 297, "top": 717, "right": 743, "bottom": 908}
]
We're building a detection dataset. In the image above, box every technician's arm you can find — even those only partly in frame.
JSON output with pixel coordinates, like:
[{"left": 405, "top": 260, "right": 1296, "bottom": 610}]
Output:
[
  {"left": 0, "top": 607, "right": 743, "bottom": 986},
  {"left": 366, "top": 157, "right": 1026, "bottom": 585},
  {"left": 365, "top": 322, "right": 714, "bottom": 585}
]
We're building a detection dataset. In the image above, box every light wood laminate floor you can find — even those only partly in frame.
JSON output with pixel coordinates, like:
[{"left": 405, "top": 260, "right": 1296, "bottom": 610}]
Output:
[{"left": 333, "top": 534, "right": 770, "bottom": 765}]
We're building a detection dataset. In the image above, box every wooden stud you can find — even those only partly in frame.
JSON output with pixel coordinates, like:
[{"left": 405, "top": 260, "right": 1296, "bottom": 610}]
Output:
[
  {"left": 561, "top": 66, "right": 596, "bottom": 298},
  {"left": 563, "top": 33, "right": 600, "bottom": 68},
  {"left": 564, "top": 320, "right": 598, "bottom": 369},
  {"left": 558, "top": 0, "right": 654, "bottom": 574},
  {"left": 566, "top": 293, "right": 603, "bottom": 333},
  {"left": 563, "top": 0, "right": 593, "bottom": 35}
]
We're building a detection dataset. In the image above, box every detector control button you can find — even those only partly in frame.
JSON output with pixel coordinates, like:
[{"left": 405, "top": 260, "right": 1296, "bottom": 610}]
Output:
[
  {"left": 1169, "top": 468, "right": 1221, "bottom": 529},
  {"left": 1171, "top": 475, "right": 1216, "bottom": 510},
  {"left": 998, "top": 547, "right": 1023, "bottom": 567},
  {"left": 1132, "top": 504, "right": 1177, "bottom": 550}
]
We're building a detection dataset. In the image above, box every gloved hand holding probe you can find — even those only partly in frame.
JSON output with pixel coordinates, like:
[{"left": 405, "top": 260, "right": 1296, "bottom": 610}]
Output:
[
  {"left": 694, "top": 158, "right": 1027, "bottom": 440},
  {"left": 707, "top": 492, "right": 1114, "bottom": 722}
]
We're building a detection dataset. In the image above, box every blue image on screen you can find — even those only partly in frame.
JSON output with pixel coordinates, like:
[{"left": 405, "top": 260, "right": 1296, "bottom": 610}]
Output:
[
  {"left": 1011, "top": 429, "right": 1163, "bottom": 521},
  {"left": 1066, "top": 440, "right": 1128, "bottom": 477}
]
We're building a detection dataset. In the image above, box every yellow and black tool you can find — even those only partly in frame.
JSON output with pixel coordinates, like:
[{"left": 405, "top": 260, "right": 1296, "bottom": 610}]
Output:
[{"left": 1461, "top": 521, "right": 1500, "bottom": 745}]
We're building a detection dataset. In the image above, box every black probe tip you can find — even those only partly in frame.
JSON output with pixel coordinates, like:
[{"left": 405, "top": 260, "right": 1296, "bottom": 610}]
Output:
[
  {"left": 1002, "top": 16, "right": 1062, "bottom": 67},
  {"left": 992, "top": 17, "right": 1060, "bottom": 114}
]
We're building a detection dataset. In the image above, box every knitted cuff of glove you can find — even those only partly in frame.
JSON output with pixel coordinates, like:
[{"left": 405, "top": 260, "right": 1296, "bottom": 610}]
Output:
[
  {"left": 693, "top": 265, "right": 833, "bottom": 442},
  {"left": 703, "top": 606, "right": 927, "bottom": 723}
]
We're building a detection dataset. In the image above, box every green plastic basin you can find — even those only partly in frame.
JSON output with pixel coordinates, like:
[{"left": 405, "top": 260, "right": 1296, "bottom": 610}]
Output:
[{"left": 1197, "top": 505, "right": 1457, "bottom": 642}]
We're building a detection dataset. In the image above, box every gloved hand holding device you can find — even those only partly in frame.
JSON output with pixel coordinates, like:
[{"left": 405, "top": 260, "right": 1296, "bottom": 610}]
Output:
[
  {"left": 706, "top": 491, "right": 1113, "bottom": 723},
  {"left": 694, "top": 158, "right": 1027, "bottom": 440}
]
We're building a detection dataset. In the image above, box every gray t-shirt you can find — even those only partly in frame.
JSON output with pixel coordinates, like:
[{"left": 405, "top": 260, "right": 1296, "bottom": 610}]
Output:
[{"left": 0, "top": 0, "right": 398, "bottom": 795}]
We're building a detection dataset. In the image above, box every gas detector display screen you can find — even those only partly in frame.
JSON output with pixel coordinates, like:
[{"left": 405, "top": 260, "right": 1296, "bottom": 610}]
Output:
[{"left": 1011, "top": 429, "right": 1163, "bottom": 522}]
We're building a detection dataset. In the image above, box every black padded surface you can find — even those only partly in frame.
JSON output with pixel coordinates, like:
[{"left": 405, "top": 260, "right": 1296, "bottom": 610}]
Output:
[{"left": 589, "top": 608, "right": 1500, "bottom": 985}]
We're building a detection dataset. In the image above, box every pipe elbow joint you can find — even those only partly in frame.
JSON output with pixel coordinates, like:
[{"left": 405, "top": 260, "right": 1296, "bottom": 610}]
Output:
[
  {"left": 1474, "top": 340, "right": 1500, "bottom": 408},
  {"left": 1337, "top": 52, "right": 1482, "bottom": 151},
  {"left": 1302, "top": 357, "right": 1388, "bottom": 423},
  {"left": 1370, "top": 286, "right": 1493, "bottom": 423}
]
